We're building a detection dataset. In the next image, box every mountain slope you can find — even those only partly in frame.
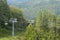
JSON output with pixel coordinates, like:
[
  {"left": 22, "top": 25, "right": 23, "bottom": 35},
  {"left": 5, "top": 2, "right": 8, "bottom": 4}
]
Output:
[{"left": 7, "top": 0, "right": 60, "bottom": 19}]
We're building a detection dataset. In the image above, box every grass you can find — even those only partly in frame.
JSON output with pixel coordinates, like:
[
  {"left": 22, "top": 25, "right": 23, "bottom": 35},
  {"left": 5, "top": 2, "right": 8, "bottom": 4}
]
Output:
[{"left": 0, "top": 36, "right": 21, "bottom": 40}]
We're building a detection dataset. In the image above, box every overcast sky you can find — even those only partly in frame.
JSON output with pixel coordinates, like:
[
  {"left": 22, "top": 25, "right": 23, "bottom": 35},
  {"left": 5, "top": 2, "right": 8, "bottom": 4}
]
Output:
[{"left": 7, "top": 0, "right": 60, "bottom": 3}]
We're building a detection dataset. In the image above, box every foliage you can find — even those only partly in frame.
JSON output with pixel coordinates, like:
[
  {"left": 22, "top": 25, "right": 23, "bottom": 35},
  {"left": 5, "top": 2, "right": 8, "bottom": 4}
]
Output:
[
  {"left": 20, "top": 24, "right": 36, "bottom": 40},
  {"left": 16, "top": 10, "right": 60, "bottom": 40},
  {"left": 0, "top": 0, "right": 27, "bottom": 38},
  {"left": 0, "top": 0, "right": 10, "bottom": 27},
  {"left": 35, "top": 10, "right": 60, "bottom": 40},
  {"left": 0, "top": 0, "right": 60, "bottom": 40},
  {"left": 9, "top": 6, "right": 27, "bottom": 28}
]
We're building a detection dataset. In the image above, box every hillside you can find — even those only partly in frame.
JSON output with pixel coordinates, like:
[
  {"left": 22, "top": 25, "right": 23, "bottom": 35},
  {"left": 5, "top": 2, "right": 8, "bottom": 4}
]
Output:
[{"left": 7, "top": 0, "right": 60, "bottom": 20}]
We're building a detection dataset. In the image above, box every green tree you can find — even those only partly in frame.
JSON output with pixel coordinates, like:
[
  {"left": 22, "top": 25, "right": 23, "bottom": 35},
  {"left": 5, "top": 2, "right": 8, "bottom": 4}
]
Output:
[
  {"left": 21, "top": 24, "right": 36, "bottom": 40},
  {"left": 56, "top": 15, "right": 60, "bottom": 28},
  {"left": 35, "top": 10, "right": 60, "bottom": 40},
  {"left": 10, "top": 6, "right": 27, "bottom": 28},
  {"left": 0, "top": 0, "right": 10, "bottom": 27},
  {"left": 0, "top": 0, "right": 27, "bottom": 37},
  {"left": 35, "top": 10, "right": 48, "bottom": 40}
]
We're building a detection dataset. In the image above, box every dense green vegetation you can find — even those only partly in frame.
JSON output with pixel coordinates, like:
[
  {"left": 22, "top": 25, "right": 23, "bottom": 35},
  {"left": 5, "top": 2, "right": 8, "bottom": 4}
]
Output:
[
  {"left": 0, "top": 0, "right": 10, "bottom": 27},
  {"left": 19, "top": 10, "right": 60, "bottom": 40},
  {"left": 9, "top": 6, "right": 27, "bottom": 28},
  {"left": 0, "top": 0, "right": 27, "bottom": 38},
  {"left": 0, "top": 0, "right": 60, "bottom": 40}
]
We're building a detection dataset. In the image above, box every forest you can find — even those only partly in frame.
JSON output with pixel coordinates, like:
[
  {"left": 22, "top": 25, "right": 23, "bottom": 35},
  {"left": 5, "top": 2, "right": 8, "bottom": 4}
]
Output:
[{"left": 0, "top": 0, "right": 60, "bottom": 40}]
